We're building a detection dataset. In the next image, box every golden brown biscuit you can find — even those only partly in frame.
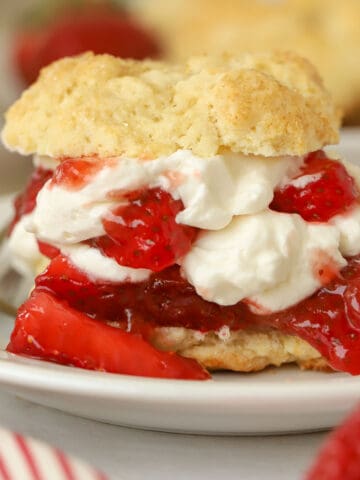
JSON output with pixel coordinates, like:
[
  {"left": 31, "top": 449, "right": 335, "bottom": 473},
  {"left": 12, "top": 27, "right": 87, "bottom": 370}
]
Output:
[
  {"left": 132, "top": 0, "right": 360, "bottom": 124},
  {"left": 152, "top": 327, "right": 328, "bottom": 372},
  {"left": 2, "top": 51, "right": 338, "bottom": 159}
]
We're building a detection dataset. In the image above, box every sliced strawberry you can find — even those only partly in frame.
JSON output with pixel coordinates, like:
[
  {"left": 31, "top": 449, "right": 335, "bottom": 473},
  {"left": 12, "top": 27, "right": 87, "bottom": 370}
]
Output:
[
  {"left": 51, "top": 157, "right": 103, "bottom": 190},
  {"left": 93, "top": 188, "right": 198, "bottom": 271},
  {"left": 7, "top": 290, "right": 209, "bottom": 380},
  {"left": 306, "top": 405, "right": 360, "bottom": 480},
  {"left": 271, "top": 150, "right": 359, "bottom": 222},
  {"left": 9, "top": 167, "right": 53, "bottom": 234}
]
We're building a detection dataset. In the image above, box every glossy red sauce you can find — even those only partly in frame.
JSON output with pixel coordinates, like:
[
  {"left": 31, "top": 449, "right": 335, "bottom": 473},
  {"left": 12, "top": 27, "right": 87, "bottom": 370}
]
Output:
[
  {"left": 8, "top": 167, "right": 53, "bottom": 234},
  {"left": 50, "top": 157, "right": 105, "bottom": 190}
]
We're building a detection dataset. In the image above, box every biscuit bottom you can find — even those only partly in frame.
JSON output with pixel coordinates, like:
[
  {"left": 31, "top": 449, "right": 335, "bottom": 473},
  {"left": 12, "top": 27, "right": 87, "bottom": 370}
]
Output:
[{"left": 152, "top": 327, "right": 329, "bottom": 372}]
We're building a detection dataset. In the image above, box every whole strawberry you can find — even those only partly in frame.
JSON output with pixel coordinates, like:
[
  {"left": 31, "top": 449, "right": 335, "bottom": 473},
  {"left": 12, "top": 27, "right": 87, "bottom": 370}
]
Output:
[
  {"left": 306, "top": 405, "right": 360, "bottom": 480},
  {"left": 14, "top": 0, "right": 161, "bottom": 85}
]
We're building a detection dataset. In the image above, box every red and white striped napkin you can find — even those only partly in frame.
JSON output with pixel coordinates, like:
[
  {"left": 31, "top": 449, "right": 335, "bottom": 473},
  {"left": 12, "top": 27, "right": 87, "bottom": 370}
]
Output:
[{"left": 0, "top": 428, "right": 108, "bottom": 480}]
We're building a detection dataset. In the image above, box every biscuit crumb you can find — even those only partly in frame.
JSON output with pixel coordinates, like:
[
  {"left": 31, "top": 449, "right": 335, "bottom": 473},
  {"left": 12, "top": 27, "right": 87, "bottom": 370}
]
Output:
[{"left": 152, "top": 327, "right": 327, "bottom": 372}]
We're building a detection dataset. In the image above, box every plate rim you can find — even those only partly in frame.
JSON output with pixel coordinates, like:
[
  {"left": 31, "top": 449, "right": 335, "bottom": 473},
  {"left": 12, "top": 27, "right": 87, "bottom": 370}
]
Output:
[{"left": 1, "top": 350, "right": 360, "bottom": 409}]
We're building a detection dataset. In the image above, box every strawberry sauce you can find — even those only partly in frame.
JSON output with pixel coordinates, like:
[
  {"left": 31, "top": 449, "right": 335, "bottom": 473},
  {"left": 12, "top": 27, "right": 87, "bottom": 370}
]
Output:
[
  {"left": 34, "top": 254, "right": 360, "bottom": 374},
  {"left": 51, "top": 157, "right": 105, "bottom": 190}
]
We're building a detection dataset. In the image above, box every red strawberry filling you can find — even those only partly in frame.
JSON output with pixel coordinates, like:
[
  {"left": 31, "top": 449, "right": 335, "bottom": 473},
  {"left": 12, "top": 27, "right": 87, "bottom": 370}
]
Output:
[
  {"left": 50, "top": 157, "right": 105, "bottom": 190},
  {"left": 271, "top": 150, "right": 359, "bottom": 221},
  {"left": 7, "top": 289, "right": 209, "bottom": 380},
  {"left": 30, "top": 253, "right": 360, "bottom": 375},
  {"left": 7, "top": 151, "right": 360, "bottom": 377},
  {"left": 92, "top": 188, "right": 198, "bottom": 271},
  {"left": 8, "top": 167, "right": 52, "bottom": 234}
]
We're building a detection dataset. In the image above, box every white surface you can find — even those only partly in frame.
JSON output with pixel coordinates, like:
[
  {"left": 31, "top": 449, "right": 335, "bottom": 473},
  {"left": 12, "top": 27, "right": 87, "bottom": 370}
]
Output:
[{"left": 0, "top": 390, "right": 326, "bottom": 480}]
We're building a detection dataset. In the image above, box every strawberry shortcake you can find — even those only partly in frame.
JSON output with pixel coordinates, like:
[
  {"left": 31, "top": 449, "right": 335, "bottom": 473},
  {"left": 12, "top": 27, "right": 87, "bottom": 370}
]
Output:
[{"left": 2, "top": 51, "right": 360, "bottom": 380}]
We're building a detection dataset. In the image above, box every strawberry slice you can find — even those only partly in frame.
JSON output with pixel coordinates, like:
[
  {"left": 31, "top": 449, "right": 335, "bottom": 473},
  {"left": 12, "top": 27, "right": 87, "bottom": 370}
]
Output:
[
  {"left": 7, "top": 290, "right": 209, "bottom": 380},
  {"left": 271, "top": 150, "right": 359, "bottom": 222},
  {"left": 93, "top": 188, "right": 198, "bottom": 271},
  {"left": 306, "top": 405, "right": 360, "bottom": 480}
]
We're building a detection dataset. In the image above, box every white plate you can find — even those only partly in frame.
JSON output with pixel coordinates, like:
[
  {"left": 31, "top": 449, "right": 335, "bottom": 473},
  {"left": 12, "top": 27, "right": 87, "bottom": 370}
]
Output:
[
  {"left": 0, "top": 129, "right": 360, "bottom": 435},
  {"left": 1, "top": 310, "right": 360, "bottom": 435}
]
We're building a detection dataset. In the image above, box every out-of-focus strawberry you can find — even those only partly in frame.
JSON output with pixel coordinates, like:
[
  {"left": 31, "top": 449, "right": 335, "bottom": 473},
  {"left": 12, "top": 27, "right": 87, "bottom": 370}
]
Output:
[
  {"left": 13, "top": 1, "right": 161, "bottom": 85},
  {"left": 306, "top": 405, "right": 360, "bottom": 480}
]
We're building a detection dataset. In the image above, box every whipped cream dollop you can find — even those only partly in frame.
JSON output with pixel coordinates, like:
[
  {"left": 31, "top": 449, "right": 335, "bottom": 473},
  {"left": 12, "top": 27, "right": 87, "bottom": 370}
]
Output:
[
  {"left": 331, "top": 205, "right": 360, "bottom": 257},
  {"left": 60, "top": 244, "right": 151, "bottom": 283},
  {"left": 181, "top": 210, "right": 346, "bottom": 311},
  {"left": 29, "top": 150, "right": 302, "bottom": 244}
]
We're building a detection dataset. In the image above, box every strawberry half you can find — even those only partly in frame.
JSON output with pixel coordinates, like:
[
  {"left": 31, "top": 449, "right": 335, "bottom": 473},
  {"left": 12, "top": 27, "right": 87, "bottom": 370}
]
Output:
[
  {"left": 271, "top": 150, "right": 359, "bottom": 222},
  {"left": 306, "top": 405, "right": 360, "bottom": 480},
  {"left": 7, "top": 290, "right": 209, "bottom": 380},
  {"left": 93, "top": 188, "right": 198, "bottom": 271}
]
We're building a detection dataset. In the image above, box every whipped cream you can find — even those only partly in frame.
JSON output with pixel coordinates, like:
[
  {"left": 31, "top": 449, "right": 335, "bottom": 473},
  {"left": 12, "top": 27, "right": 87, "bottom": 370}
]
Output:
[
  {"left": 29, "top": 150, "right": 302, "bottom": 244},
  {"left": 9, "top": 214, "right": 150, "bottom": 284},
  {"left": 331, "top": 205, "right": 360, "bottom": 257},
  {"left": 330, "top": 159, "right": 360, "bottom": 257},
  {"left": 60, "top": 244, "right": 151, "bottom": 283},
  {"left": 8, "top": 213, "right": 46, "bottom": 276},
  {"left": 180, "top": 210, "right": 347, "bottom": 311}
]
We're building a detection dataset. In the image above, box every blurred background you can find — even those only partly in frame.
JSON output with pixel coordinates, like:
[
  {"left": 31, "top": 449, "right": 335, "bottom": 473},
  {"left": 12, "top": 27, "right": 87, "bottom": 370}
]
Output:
[{"left": 0, "top": 0, "right": 359, "bottom": 192}]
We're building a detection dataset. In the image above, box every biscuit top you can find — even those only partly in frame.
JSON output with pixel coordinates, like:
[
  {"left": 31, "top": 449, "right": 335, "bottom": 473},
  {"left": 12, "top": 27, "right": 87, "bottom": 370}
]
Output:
[{"left": 2, "top": 51, "right": 339, "bottom": 159}]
